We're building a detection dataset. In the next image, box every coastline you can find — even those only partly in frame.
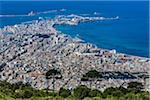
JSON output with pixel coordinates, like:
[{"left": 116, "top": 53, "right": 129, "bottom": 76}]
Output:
[
  {"left": 55, "top": 25, "right": 149, "bottom": 59},
  {"left": 0, "top": 16, "right": 149, "bottom": 91}
]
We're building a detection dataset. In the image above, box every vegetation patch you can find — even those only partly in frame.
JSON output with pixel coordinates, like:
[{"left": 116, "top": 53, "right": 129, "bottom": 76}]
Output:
[{"left": 0, "top": 80, "right": 149, "bottom": 100}]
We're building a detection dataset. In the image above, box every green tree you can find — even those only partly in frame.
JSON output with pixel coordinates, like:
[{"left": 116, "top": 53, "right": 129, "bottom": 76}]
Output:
[
  {"left": 45, "top": 69, "right": 62, "bottom": 93},
  {"left": 102, "top": 87, "right": 124, "bottom": 98},
  {"left": 88, "top": 89, "right": 102, "bottom": 97},
  {"left": 127, "top": 82, "right": 144, "bottom": 93},
  {"left": 85, "top": 70, "right": 100, "bottom": 78},
  {"left": 12, "top": 82, "right": 34, "bottom": 99},
  {"left": 22, "top": 89, "right": 33, "bottom": 98},
  {"left": 59, "top": 88, "right": 71, "bottom": 98},
  {"left": 82, "top": 70, "right": 102, "bottom": 88},
  {"left": 73, "top": 85, "right": 91, "bottom": 99}
]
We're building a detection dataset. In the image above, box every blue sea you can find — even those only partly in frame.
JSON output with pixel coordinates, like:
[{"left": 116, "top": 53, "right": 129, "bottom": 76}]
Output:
[{"left": 0, "top": 1, "right": 149, "bottom": 57}]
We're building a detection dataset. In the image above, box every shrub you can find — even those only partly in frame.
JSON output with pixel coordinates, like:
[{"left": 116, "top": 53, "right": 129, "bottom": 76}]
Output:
[
  {"left": 33, "top": 90, "right": 47, "bottom": 97},
  {"left": 13, "top": 89, "right": 33, "bottom": 99},
  {"left": 48, "top": 92, "right": 57, "bottom": 97},
  {"left": 88, "top": 89, "right": 102, "bottom": 97},
  {"left": 127, "top": 82, "right": 144, "bottom": 93},
  {"left": 59, "top": 88, "right": 71, "bottom": 98},
  {"left": 73, "top": 85, "right": 91, "bottom": 99},
  {"left": 85, "top": 70, "right": 100, "bottom": 78},
  {"left": 0, "top": 92, "right": 14, "bottom": 100},
  {"left": 102, "top": 87, "right": 124, "bottom": 98},
  {"left": 23, "top": 90, "right": 33, "bottom": 98},
  {"left": 118, "top": 86, "right": 128, "bottom": 94},
  {"left": 46, "top": 69, "right": 61, "bottom": 79}
]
